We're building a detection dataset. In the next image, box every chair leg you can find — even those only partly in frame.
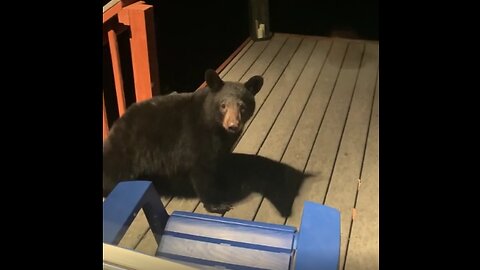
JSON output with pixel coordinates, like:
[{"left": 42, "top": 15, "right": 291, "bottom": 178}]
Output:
[{"left": 103, "top": 181, "right": 169, "bottom": 245}]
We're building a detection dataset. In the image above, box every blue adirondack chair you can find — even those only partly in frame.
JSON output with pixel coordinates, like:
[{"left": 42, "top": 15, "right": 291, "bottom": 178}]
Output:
[{"left": 103, "top": 181, "right": 340, "bottom": 270}]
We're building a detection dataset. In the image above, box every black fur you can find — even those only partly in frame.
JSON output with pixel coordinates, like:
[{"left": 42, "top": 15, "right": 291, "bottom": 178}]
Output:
[{"left": 103, "top": 70, "right": 263, "bottom": 214}]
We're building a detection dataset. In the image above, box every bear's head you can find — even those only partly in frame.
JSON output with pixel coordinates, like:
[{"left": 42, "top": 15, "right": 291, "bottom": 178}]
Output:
[{"left": 205, "top": 69, "right": 263, "bottom": 134}]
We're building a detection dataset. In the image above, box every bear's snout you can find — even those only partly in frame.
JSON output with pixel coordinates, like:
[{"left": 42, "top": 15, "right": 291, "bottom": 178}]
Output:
[
  {"left": 226, "top": 120, "right": 240, "bottom": 133},
  {"left": 223, "top": 108, "right": 242, "bottom": 133}
]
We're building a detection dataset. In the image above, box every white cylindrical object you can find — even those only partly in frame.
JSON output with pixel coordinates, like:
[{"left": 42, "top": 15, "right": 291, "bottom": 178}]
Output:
[{"left": 257, "top": 23, "right": 265, "bottom": 39}]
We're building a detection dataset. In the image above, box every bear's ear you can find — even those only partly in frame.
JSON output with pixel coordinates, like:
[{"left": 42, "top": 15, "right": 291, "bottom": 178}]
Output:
[
  {"left": 205, "top": 69, "right": 224, "bottom": 92},
  {"left": 244, "top": 75, "right": 263, "bottom": 96}
]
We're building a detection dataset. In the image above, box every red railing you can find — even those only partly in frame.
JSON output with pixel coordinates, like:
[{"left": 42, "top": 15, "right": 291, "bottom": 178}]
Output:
[{"left": 103, "top": 0, "right": 160, "bottom": 140}]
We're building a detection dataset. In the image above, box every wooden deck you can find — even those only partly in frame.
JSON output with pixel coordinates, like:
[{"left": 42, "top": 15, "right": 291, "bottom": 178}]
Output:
[{"left": 115, "top": 32, "right": 379, "bottom": 270}]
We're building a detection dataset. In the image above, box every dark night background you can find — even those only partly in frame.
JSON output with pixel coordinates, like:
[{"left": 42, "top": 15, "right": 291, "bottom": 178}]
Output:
[{"left": 103, "top": 0, "right": 378, "bottom": 113}]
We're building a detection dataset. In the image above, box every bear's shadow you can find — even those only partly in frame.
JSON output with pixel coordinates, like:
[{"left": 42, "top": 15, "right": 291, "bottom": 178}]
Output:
[{"left": 213, "top": 153, "right": 313, "bottom": 218}]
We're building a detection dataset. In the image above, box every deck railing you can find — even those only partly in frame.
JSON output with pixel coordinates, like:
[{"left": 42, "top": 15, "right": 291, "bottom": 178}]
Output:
[{"left": 103, "top": 0, "right": 160, "bottom": 140}]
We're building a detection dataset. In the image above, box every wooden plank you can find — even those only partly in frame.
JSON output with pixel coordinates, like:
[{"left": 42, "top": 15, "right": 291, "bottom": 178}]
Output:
[
  {"left": 221, "top": 38, "right": 271, "bottom": 82},
  {"left": 223, "top": 37, "right": 316, "bottom": 221},
  {"left": 216, "top": 38, "right": 252, "bottom": 76},
  {"left": 233, "top": 37, "right": 314, "bottom": 156},
  {"left": 103, "top": 0, "right": 122, "bottom": 13},
  {"left": 104, "top": 243, "right": 196, "bottom": 270},
  {"left": 118, "top": 209, "right": 150, "bottom": 249},
  {"left": 231, "top": 34, "right": 289, "bottom": 138},
  {"left": 258, "top": 38, "right": 332, "bottom": 168},
  {"left": 161, "top": 196, "right": 200, "bottom": 223},
  {"left": 103, "top": 0, "right": 138, "bottom": 23},
  {"left": 285, "top": 41, "right": 366, "bottom": 228},
  {"left": 118, "top": 2, "right": 159, "bottom": 101},
  {"left": 275, "top": 32, "right": 324, "bottom": 40},
  {"left": 253, "top": 38, "right": 334, "bottom": 224},
  {"left": 165, "top": 198, "right": 199, "bottom": 214},
  {"left": 197, "top": 38, "right": 253, "bottom": 89},
  {"left": 162, "top": 196, "right": 172, "bottom": 206},
  {"left": 237, "top": 33, "right": 288, "bottom": 84},
  {"left": 134, "top": 229, "right": 158, "bottom": 256},
  {"left": 344, "top": 76, "right": 379, "bottom": 270},
  {"left": 193, "top": 202, "right": 223, "bottom": 216},
  {"left": 276, "top": 32, "right": 367, "bottom": 44},
  {"left": 219, "top": 40, "right": 254, "bottom": 78},
  {"left": 158, "top": 236, "right": 291, "bottom": 270},
  {"left": 234, "top": 36, "right": 300, "bottom": 144},
  {"left": 322, "top": 42, "right": 378, "bottom": 270},
  {"left": 118, "top": 196, "right": 172, "bottom": 249},
  {"left": 260, "top": 39, "right": 348, "bottom": 225},
  {"left": 107, "top": 30, "right": 127, "bottom": 116}
]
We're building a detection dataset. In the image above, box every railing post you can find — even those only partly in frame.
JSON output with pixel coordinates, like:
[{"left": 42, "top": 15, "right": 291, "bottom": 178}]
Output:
[
  {"left": 119, "top": 2, "right": 160, "bottom": 101},
  {"left": 107, "top": 30, "right": 127, "bottom": 116}
]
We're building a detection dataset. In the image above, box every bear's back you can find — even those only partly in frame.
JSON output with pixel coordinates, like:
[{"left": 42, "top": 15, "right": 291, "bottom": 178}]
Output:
[
  {"left": 108, "top": 92, "right": 199, "bottom": 142},
  {"left": 103, "top": 91, "right": 206, "bottom": 195}
]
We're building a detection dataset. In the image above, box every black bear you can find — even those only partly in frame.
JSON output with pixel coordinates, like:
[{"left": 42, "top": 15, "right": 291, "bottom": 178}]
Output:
[{"left": 103, "top": 69, "right": 263, "bottom": 214}]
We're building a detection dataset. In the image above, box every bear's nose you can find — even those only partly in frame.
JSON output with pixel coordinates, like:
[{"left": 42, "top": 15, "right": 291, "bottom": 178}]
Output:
[{"left": 227, "top": 121, "right": 240, "bottom": 133}]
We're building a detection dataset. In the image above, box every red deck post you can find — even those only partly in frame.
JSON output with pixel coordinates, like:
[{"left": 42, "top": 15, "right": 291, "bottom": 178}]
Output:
[{"left": 118, "top": 2, "right": 160, "bottom": 102}]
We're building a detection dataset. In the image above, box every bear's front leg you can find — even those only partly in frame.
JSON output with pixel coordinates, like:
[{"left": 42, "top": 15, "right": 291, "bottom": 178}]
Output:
[
  {"left": 203, "top": 202, "right": 232, "bottom": 214},
  {"left": 190, "top": 168, "right": 232, "bottom": 214}
]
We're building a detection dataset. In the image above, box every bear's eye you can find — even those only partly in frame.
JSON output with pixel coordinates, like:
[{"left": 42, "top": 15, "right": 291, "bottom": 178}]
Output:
[
  {"left": 220, "top": 103, "right": 226, "bottom": 110},
  {"left": 239, "top": 103, "right": 246, "bottom": 113}
]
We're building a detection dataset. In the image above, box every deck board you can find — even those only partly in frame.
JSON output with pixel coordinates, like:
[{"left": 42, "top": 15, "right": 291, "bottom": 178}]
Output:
[
  {"left": 224, "top": 37, "right": 316, "bottom": 220},
  {"left": 254, "top": 38, "right": 335, "bottom": 224},
  {"left": 110, "top": 33, "right": 379, "bottom": 267},
  {"left": 118, "top": 196, "right": 171, "bottom": 249},
  {"left": 134, "top": 230, "right": 159, "bottom": 256},
  {"left": 118, "top": 209, "right": 149, "bottom": 249},
  {"left": 221, "top": 39, "right": 270, "bottom": 82},
  {"left": 233, "top": 37, "right": 313, "bottom": 155},
  {"left": 238, "top": 33, "right": 288, "bottom": 84},
  {"left": 235, "top": 36, "right": 302, "bottom": 145},
  {"left": 323, "top": 42, "right": 378, "bottom": 269},
  {"left": 270, "top": 39, "right": 348, "bottom": 227},
  {"left": 285, "top": 41, "right": 365, "bottom": 228},
  {"left": 218, "top": 40, "right": 254, "bottom": 78},
  {"left": 344, "top": 77, "right": 379, "bottom": 270}
]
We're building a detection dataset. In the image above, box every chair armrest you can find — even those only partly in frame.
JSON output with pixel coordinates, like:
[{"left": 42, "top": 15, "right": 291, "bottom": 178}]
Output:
[
  {"left": 295, "top": 201, "right": 341, "bottom": 270},
  {"left": 103, "top": 181, "right": 169, "bottom": 245}
]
